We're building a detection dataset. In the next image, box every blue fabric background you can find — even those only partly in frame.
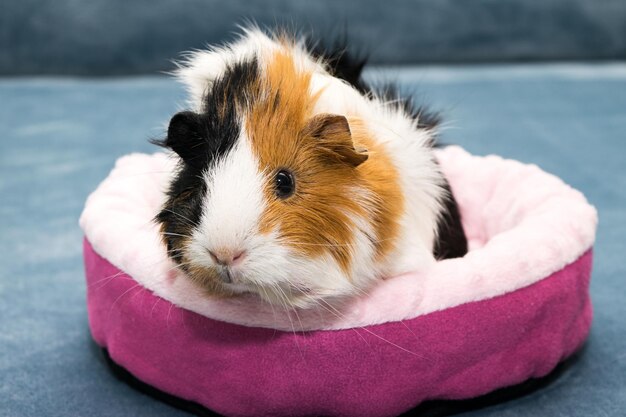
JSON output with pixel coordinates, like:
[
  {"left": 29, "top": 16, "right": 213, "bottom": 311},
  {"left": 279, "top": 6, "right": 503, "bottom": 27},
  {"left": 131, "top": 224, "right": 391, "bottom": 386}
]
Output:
[
  {"left": 1, "top": 64, "right": 625, "bottom": 416},
  {"left": 1, "top": 0, "right": 626, "bottom": 75}
]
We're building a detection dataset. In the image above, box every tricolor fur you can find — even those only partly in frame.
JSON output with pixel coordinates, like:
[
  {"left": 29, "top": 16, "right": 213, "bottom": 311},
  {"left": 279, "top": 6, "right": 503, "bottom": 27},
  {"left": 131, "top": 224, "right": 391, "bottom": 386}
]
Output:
[{"left": 155, "top": 28, "right": 467, "bottom": 308}]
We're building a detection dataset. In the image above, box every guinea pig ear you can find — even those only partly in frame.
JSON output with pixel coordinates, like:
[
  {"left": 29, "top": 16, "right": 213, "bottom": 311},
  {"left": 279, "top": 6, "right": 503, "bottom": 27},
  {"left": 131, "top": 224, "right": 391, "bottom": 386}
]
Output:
[
  {"left": 303, "top": 114, "right": 368, "bottom": 167},
  {"left": 164, "top": 111, "right": 206, "bottom": 169}
]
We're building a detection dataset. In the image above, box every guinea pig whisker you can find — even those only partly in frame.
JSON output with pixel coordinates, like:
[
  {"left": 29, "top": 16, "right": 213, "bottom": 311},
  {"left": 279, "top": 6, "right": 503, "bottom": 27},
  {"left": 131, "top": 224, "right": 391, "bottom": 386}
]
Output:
[
  {"left": 108, "top": 283, "right": 144, "bottom": 315},
  {"left": 89, "top": 270, "right": 135, "bottom": 290},
  {"left": 315, "top": 297, "right": 423, "bottom": 358},
  {"left": 90, "top": 253, "right": 186, "bottom": 291},
  {"left": 257, "top": 285, "right": 279, "bottom": 334},
  {"left": 270, "top": 283, "right": 305, "bottom": 357},
  {"left": 378, "top": 97, "right": 407, "bottom": 107},
  {"left": 288, "top": 301, "right": 305, "bottom": 335},
  {"left": 162, "top": 260, "right": 194, "bottom": 274},
  {"left": 276, "top": 280, "right": 306, "bottom": 332},
  {"left": 161, "top": 231, "right": 192, "bottom": 239},
  {"left": 306, "top": 297, "right": 371, "bottom": 346},
  {"left": 314, "top": 297, "right": 347, "bottom": 321},
  {"left": 161, "top": 208, "right": 196, "bottom": 227},
  {"left": 314, "top": 296, "right": 427, "bottom": 358},
  {"left": 305, "top": 283, "right": 426, "bottom": 356}
]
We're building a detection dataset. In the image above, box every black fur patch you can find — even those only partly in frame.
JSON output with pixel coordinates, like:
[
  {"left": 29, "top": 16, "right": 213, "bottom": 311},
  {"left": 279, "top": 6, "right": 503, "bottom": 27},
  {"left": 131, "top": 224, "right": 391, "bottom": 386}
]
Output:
[
  {"left": 307, "top": 36, "right": 369, "bottom": 93},
  {"left": 308, "top": 40, "right": 440, "bottom": 131},
  {"left": 433, "top": 182, "right": 468, "bottom": 260},
  {"left": 309, "top": 39, "right": 467, "bottom": 259},
  {"left": 372, "top": 83, "right": 442, "bottom": 132},
  {"left": 152, "top": 58, "right": 259, "bottom": 263}
]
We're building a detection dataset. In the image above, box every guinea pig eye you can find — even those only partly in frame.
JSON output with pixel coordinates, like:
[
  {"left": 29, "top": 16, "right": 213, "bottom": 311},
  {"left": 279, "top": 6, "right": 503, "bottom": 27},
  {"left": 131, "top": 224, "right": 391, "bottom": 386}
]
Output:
[{"left": 274, "top": 170, "right": 295, "bottom": 199}]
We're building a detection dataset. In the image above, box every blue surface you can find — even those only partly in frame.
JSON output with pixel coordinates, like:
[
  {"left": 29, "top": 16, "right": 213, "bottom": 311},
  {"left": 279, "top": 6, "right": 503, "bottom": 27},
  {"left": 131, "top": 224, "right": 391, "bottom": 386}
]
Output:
[
  {"left": 1, "top": 64, "right": 625, "bottom": 416},
  {"left": 2, "top": 0, "right": 626, "bottom": 75}
]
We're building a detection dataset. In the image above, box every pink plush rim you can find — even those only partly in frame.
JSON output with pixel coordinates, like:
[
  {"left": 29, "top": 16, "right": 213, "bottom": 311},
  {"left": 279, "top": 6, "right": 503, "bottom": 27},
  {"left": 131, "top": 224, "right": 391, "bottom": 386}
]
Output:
[
  {"left": 79, "top": 147, "right": 598, "bottom": 331},
  {"left": 85, "top": 239, "right": 592, "bottom": 417}
]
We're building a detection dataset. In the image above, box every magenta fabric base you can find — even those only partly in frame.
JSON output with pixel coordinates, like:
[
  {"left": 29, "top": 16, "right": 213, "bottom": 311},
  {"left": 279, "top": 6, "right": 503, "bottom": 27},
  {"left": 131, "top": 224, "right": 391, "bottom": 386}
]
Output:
[{"left": 84, "top": 239, "right": 593, "bottom": 417}]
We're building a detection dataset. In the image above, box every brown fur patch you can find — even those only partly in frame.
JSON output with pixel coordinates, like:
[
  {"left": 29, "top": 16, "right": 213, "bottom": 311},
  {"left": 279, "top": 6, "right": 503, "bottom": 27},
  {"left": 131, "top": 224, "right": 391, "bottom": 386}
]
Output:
[{"left": 246, "top": 49, "right": 404, "bottom": 273}]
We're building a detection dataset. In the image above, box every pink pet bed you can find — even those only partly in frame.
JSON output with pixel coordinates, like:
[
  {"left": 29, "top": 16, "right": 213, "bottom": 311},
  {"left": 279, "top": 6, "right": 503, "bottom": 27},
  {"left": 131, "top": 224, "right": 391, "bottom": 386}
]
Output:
[{"left": 80, "top": 146, "right": 597, "bottom": 417}]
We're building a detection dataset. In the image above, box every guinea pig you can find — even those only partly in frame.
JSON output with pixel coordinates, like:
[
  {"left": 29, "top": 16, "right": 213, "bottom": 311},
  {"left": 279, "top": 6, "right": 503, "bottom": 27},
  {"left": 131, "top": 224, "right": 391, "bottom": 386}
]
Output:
[{"left": 154, "top": 28, "right": 467, "bottom": 309}]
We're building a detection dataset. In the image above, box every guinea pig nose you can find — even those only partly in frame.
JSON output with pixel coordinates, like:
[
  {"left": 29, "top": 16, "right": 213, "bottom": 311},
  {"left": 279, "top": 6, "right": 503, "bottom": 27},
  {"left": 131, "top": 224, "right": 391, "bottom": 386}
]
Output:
[{"left": 207, "top": 248, "right": 246, "bottom": 267}]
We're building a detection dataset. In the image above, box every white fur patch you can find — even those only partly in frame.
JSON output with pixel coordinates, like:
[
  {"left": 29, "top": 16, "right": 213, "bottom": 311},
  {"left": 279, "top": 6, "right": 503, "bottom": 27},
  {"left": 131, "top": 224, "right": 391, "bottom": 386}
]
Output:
[{"left": 186, "top": 129, "right": 266, "bottom": 280}]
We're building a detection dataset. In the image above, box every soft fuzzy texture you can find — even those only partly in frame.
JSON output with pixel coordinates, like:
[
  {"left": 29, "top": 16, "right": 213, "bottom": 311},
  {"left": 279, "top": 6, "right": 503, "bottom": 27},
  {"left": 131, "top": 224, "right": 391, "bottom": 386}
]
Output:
[{"left": 79, "top": 146, "right": 597, "bottom": 331}]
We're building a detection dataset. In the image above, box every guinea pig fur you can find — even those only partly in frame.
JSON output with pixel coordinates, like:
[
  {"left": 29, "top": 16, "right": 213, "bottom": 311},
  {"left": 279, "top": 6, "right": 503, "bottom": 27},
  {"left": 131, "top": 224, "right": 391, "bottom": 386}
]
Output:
[{"left": 154, "top": 28, "right": 467, "bottom": 309}]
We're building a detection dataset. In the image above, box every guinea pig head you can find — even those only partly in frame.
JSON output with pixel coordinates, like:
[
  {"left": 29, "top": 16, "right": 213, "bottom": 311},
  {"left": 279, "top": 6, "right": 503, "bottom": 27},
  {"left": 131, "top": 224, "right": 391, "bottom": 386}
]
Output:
[{"left": 156, "top": 53, "right": 400, "bottom": 309}]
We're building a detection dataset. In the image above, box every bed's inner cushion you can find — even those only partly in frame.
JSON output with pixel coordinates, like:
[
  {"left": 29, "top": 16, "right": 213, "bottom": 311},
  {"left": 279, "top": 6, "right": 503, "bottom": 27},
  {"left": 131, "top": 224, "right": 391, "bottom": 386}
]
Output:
[{"left": 79, "top": 146, "right": 597, "bottom": 330}]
